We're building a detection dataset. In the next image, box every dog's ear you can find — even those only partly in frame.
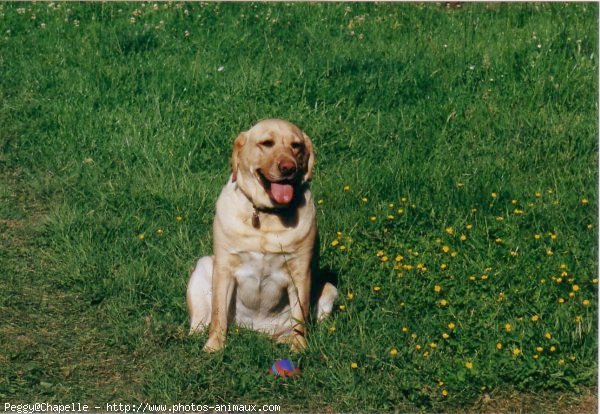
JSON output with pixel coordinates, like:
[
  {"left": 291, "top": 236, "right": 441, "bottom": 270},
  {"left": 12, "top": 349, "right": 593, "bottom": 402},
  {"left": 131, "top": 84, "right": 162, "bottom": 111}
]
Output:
[
  {"left": 231, "top": 132, "right": 247, "bottom": 183},
  {"left": 301, "top": 132, "right": 315, "bottom": 182}
]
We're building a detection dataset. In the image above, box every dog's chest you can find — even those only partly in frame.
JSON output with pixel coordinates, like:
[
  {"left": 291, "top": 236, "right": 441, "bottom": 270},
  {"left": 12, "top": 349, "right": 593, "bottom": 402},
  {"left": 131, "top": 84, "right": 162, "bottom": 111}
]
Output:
[{"left": 233, "top": 251, "right": 291, "bottom": 313}]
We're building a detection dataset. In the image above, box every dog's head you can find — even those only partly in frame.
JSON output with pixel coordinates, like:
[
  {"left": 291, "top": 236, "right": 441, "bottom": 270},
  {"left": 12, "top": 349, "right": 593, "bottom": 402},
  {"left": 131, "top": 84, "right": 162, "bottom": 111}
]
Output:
[{"left": 231, "top": 119, "right": 315, "bottom": 209}]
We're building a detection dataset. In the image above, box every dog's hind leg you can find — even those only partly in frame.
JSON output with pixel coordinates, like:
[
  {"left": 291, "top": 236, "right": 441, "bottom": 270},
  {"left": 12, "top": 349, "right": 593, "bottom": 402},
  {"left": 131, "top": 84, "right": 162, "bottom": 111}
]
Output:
[
  {"left": 316, "top": 282, "right": 337, "bottom": 321},
  {"left": 186, "top": 256, "right": 213, "bottom": 334}
]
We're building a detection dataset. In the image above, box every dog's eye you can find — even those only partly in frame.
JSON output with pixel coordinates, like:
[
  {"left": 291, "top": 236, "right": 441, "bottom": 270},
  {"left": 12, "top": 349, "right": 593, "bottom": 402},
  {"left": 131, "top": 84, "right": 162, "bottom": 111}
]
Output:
[
  {"left": 291, "top": 142, "right": 304, "bottom": 150},
  {"left": 259, "top": 140, "right": 274, "bottom": 148}
]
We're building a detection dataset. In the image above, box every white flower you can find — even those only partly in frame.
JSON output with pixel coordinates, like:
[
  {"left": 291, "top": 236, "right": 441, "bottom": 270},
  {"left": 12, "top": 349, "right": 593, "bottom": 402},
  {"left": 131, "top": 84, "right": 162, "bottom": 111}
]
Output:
[{"left": 217, "top": 66, "right": 225, "bottom": 72}]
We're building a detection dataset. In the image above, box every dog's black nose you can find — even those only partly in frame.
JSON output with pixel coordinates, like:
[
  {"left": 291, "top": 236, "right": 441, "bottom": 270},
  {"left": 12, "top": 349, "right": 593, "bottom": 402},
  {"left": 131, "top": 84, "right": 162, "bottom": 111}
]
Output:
[{"left": 278, "top": 160, "right": 297, "bottom": 177}]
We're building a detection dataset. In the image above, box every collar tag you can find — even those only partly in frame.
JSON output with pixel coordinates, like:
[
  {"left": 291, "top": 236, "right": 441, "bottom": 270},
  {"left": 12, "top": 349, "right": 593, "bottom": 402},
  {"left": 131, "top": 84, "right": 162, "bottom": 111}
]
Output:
[{"left": 252, "top": 209, "right": 260, "bottom": 228}]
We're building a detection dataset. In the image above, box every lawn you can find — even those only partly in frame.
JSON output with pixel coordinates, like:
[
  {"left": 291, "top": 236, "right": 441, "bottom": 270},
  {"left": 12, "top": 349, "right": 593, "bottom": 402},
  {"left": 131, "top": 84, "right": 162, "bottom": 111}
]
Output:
[{"left": 0, "top": 2, "right": 597, "bottom": 412}]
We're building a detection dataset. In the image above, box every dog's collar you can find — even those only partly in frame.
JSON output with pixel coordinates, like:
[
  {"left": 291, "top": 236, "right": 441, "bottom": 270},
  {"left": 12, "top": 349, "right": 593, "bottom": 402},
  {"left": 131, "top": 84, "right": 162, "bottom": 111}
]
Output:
[{"left": 251, "top": 204, "right": 294, "bottom": 228}]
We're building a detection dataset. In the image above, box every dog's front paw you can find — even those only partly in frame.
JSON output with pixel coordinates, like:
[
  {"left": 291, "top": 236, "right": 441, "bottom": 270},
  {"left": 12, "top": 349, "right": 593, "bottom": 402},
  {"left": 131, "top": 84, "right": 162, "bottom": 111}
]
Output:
[
  {"left": 203, "top": 336, "right": 225, "bottom": 353},
  {"left": 290, "top": 334, "right": 308, "bottom": 353}
]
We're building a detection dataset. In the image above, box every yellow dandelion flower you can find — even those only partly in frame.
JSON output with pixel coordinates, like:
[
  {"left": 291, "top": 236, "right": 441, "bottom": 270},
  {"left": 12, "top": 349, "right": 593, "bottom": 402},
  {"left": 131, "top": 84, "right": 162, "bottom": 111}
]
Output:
[
  {"left": 558, "top": 298, "right": 565, "bottom": 304},
  {"left": 512, "top": 199, "right": 518, "bottom": 204},
  {"left": 465, "top": 361, "right": 473, "bottom": 369},
  {"left": 549, "top": 346, "right": 556, "bottom": 352},
  {"left": 339, "top": 304, "right": 346, "bottom": 311},
  {"left": 572, "top": 284, "right": 580, "bottom": 292},
  {"left": 387, "top": 215, "right": 395, "bottom": 220},
  {"left": 583, "top": 299, "right": 590, "bottom": 306},
  {"left": 447, "top": 322, "right": 456, "bottom": 330},
  {"left": 550, "top": 233, "right": 557, "bottom": 240},
  {"left": 376, "top": 250, "right": 384, "bottom": 257},
  {"left": 510, "top": 250, "right": 518, "bottom": 257},
  {"left": 546, "top": 249, "right": 553, "bottom": 256},
  {"left": 481, "top": 274, "right": 489, "bottom": 280},
  {"left": 450, "top": 251, "right": 458, "bottom": 257},
  {"left": 381, "top": 256, "right": 388, "bottom": 262},
  {"left": 442, "top": 389, "right": 448, "bottom": 397},
  {"left": 534, "top": 234, "right": 541, "bottom": 240},
  {"left": 318, "top": 199, "right": 324, "bottom": 205},
  {"left": 388, "top": 203, "right": 395, "bottom": 208},
  {"left": 389, "top": 348, "right": 398, "bottom": 357},
  {"left": 471, "top": 208, "right": 478, "bottom": 213},
  {"left": 491, "top": 192, "right": 497, "bottom": 199},
  {"left": 403, "top": 264, "right": 413, "bottom": 270},
  {"left": 460, "top": 234, "right": 467, "bottom": 241},
  {"left": 593, "top": 278, "right": 598, "bottom": 284},
  {"left": 445, "top": 227, "right": 454, "bottom": 235},
  {"left": 558, "top": 359, "right": 565, "bottom": 365},
  {"left": 587, "top": 224, "right": 593, "bottom": 229},
  {"left": 347, "top": 292, "right": 354, "bottom": 300},
  {"left": 415, "top": 344, "right": 422, "bottom": 350},
  {"left": 361, "top": 197, "right": 368, "bottom": 202},
  {"left": 581, "top": 198, "right": 589, "bottom": 205},
  {"left": 434, "top": 284, "right": 442, "bottom": 293},
  {"left": 512, "top": 347, "right": 521, "bottom": 356},
  {"left": 401, "top": 197, "right": 407, "bottom": 203},
  {"left": 536, "top": 346, "right": 544, "bottom": 352},
  {"left": 331, "top": 240, "right": 339, "bottom": 247},
  {"left": 329, "top": 325, "right": 336, "bottom": 332},
  {"left": 370, "top": 216, "right": 377, "bottom": 222},
  {"left": 514, "top": 209, "right": 524, "bottom": 215},
  {"left": 544, "top": 332, "right": 552, "bottom": 339},
  {"left": 466, "top": 224, "right": 473, "bottom": 230},
  {"left": 397, "top": 208, "right": 404, "bottom": 214},
  {"left": 531, "top": 315, "right": 539, "bottom": 322},
  {"left": 496, "top": 216, "right": 504, "bottom": 222},
  {"left": 497, "top": 292, "right": 505, "bottom": 301},
  {"left": 411, "top": 333, "right": 417, "bottom": 339},
  {"left": 495, "top": 238, "right": 503, "bottom": 244},
  {"left": 505, "top": 323, "right": 512, "bottom": 332},
  {"left": 439, "top": 299, "right": 448, "bottom": 307},
  {"left": 442, "top": 333, "right": 450, "bottom": 339},
  {"left": 442, "top": 245, "right": 450, "bottom": 253},
  {"left": 535, "top": 192, "right": 542, "bottom": 198},
  {"left": 569, "top": 292, "right": 575, "bottom": 298},
  {"left": 373, "top": 286, "right": 381, "bottom": 293},
  {"left": 496, "top": 342, "right": 503, "bottom": 350},
  {"left": 138, "top": 233, "right": 145, "bottom": 240},
  {"left": 429, "top": 342, "right": 437, "bottom": 349},
  {"left": 402, "top": 326, "right": 409, "bottom": 333},
  {"left": 395, "top": 255, "right": 404, "bottom": 262},
  {"left": 176, "top": 215, "right": 183, "bottom": 222},
  {"left": 533, "top": 354, "right": 539, "bottom": 360},
  {"left": 440, "top": 263, "right": 448, "bottom": 270},
  {"left": 343, "top": 185, "right": 350, "bottom": 191},
  {"left": 351, "top": 362, "right": 358, "bottom": 369},
  {"left": 156, "top": 229, "right": 164, "bottom": 235},
  {"left": 469, "top": 276, "right": 476, "bottom": 281},
  {"left": 575, "top": 315, "right": 582, "bottom": 323},
  {"left": 339, "top": 245, "right": 346, "bottom": 251}
]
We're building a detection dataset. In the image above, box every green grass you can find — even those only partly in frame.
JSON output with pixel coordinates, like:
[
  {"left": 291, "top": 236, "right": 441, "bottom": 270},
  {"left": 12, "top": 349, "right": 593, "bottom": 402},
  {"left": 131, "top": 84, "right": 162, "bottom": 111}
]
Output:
[{"left": 0, "top": 2, "right": 597, "bottom": 412}]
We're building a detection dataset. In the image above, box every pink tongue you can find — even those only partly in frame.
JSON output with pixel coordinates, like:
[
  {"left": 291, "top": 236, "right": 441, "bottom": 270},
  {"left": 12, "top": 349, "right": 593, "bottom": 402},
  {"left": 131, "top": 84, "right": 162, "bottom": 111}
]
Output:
[{"left": 270, "top": 183, "right": 294, "bottom": 204}]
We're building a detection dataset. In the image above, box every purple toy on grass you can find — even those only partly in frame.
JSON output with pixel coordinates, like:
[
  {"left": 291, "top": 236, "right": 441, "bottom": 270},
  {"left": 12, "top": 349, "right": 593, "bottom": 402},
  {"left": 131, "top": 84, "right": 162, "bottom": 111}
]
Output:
[{"left": 269, "top": 359, "right": 300, "bottom": 378}]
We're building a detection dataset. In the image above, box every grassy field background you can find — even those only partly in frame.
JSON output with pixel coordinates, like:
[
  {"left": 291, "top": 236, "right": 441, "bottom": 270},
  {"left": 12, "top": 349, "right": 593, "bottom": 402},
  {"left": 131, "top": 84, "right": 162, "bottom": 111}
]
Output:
[{"left": 0, "top": 2, "right": 598, "bottom": 412}]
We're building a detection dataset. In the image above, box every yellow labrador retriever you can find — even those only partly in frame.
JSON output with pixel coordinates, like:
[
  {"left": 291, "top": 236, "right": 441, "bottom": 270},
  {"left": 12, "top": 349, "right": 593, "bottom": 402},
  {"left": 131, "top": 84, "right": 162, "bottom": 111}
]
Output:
[{"left": 187, "top": 119, "right": 337, "bottom": 352}]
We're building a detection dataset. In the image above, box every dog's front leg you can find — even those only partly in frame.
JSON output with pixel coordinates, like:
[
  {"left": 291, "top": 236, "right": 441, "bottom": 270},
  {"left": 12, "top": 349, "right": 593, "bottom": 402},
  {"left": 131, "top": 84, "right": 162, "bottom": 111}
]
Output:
[
  {"left": 288, "top": 264, "right": 311, "bottom": 353},
  {"left": 203, "top": 256, "right": 236, "bottom": 353}
]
